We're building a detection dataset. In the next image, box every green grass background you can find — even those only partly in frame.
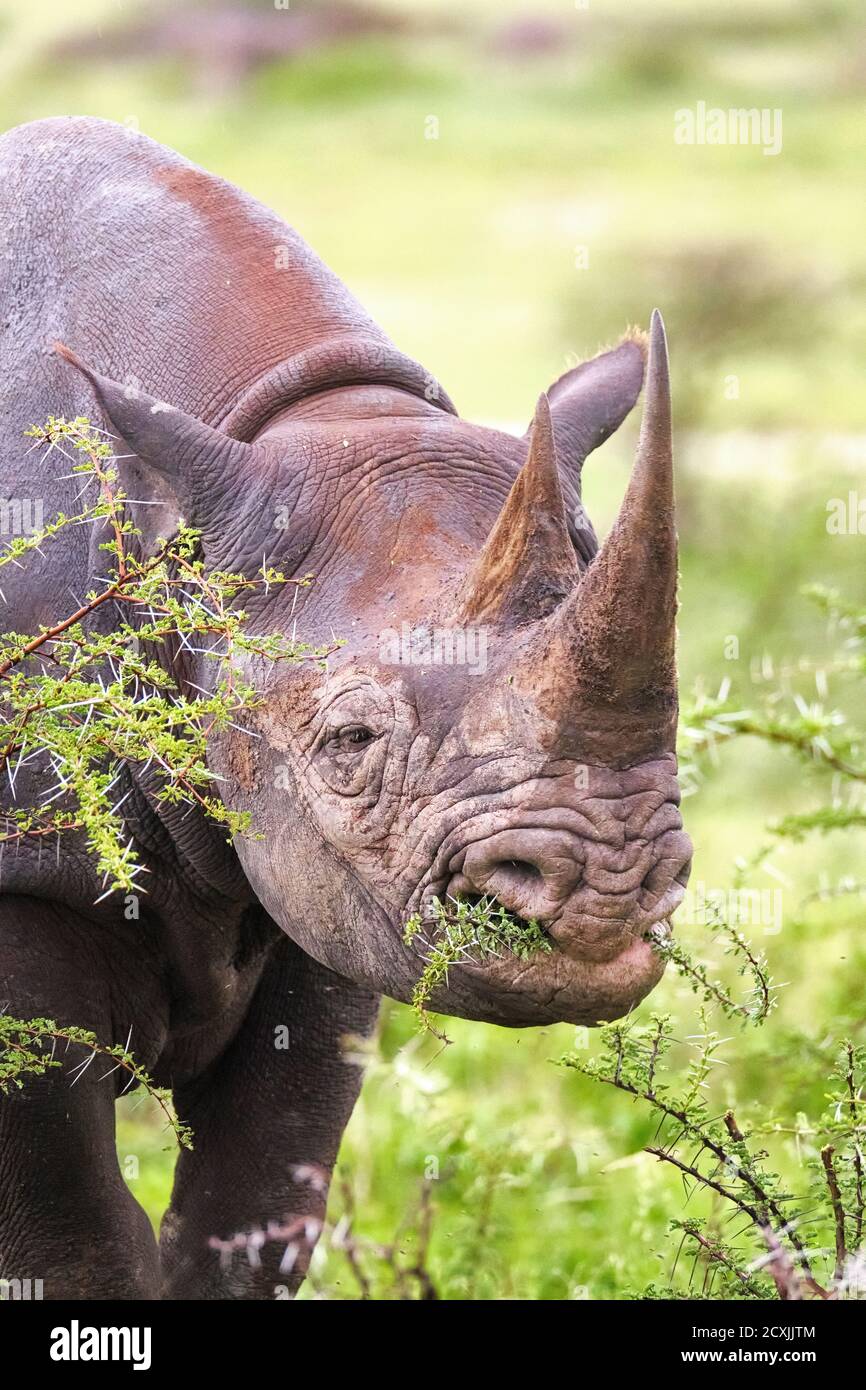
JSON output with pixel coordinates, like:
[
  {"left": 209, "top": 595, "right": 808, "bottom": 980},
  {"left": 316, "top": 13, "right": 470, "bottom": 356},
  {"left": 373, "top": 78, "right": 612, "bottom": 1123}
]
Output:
[{"left": 4, "top": 0, "right": 865, "bottom": 1297}]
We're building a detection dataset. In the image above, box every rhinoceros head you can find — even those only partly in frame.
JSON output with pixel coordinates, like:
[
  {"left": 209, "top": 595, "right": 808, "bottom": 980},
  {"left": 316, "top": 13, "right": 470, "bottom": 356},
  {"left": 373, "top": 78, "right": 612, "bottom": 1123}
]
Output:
[{"left": 58, "top": 311, "right": 691, "bottom": 1027}]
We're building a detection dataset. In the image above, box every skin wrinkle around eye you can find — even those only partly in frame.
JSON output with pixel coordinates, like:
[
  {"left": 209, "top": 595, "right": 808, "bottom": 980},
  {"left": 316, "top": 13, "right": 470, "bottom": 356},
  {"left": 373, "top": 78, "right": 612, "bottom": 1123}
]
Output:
[
  {"left": 272, "top": 675, "right": 425, "bottom": 839},
  {"left": 279, "top": 717, "right": 388, "bottom": 807}
]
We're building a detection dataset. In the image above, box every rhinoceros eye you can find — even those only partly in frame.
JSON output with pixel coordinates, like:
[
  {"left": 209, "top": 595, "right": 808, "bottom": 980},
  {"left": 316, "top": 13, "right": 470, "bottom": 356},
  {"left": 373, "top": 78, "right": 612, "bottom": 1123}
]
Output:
[
  {"left": 314, "top": 683, "right": 391, "bottom": 783},
  {"left": 334, "top": 724, "right": 376, "bottom": 749}
]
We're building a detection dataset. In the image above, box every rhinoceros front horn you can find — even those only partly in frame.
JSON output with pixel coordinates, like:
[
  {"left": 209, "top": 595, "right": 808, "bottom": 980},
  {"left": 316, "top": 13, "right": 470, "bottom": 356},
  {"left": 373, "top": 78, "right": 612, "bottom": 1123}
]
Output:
[
  {"left": 550, "top": 308, "right": 678, "bottom": 715},
  {"left": 455, "top": 392, "right": 580, "bottom": 627}
]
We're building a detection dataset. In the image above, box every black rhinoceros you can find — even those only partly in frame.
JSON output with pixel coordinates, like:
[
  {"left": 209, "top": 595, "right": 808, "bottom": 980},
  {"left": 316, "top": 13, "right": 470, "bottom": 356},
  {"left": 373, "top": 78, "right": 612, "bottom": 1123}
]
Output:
[{"left": 0, "top": 117, "right": 691, "bottom": 1299}]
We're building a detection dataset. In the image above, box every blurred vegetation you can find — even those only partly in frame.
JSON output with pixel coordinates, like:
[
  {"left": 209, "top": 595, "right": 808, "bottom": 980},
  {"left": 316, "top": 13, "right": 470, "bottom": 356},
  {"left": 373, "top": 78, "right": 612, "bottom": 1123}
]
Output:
[{"left": 3, "top": 0, "right": 865, "bottom": 1297}]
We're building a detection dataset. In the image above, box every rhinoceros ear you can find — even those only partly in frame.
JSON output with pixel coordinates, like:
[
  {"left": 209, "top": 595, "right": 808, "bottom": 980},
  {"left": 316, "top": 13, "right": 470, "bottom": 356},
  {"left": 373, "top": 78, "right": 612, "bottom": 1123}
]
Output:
[
  {"left": 537, "top": 331, "right": 648, "bottom": 496},
  {"left": 54, "top": 343, "right": 264, "bottom": 530}
]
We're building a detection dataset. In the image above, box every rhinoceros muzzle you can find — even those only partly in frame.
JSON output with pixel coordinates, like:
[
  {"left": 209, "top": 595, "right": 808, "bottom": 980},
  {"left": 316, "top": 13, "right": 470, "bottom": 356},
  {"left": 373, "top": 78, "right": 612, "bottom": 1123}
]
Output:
[{"left": 447, "top": 820, "right": 692, "bottom": 963}]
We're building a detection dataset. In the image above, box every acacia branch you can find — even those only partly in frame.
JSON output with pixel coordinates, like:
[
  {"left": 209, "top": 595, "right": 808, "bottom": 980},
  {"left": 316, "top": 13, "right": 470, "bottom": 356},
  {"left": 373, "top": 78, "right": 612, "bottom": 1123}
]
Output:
[
  {"left": 680, "top": 1226, "right": 755, "bottom": 1289},
  {"left": 821, "top": 1145, "right": 847, "bottom": 1283},
  {"left": 600, "top": 1072, "right": 817, "bottom": 1281},
  {"left": 846, "top": 1043, "right": 864, "bottom": 1250},
  {"left": 1, "top": 1021, "right": 189, "bottom": 1148}
]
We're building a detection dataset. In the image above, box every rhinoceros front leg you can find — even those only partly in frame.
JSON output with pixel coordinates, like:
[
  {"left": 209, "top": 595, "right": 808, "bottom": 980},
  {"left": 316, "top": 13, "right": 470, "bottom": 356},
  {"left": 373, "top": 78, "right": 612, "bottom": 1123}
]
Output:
[
  {"left": 160, "top": 935, "right": 379, "bottom": 1300},
  {"left": 0, "top": 895, "right": 165, "bottom": 1299}
]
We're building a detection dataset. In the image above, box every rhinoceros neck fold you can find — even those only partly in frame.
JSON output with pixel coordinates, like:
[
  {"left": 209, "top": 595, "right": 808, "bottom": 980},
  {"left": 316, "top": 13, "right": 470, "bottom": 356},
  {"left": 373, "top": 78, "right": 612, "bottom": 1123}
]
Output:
[{"left": 219, "top": 334, "right": 457, "bottom": 441}]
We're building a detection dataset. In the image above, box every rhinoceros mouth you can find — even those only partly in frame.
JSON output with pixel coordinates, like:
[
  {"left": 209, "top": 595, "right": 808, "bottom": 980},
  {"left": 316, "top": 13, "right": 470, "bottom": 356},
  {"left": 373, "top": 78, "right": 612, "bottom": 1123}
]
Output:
[
  {"left": 404, "top": 903, "right": 668, "bottom": 1028},
  {"left": 411, "top": 818, "right": 689, "bottom": 966},
  {"left": 403, "top": 871, "right": 679, "bottom": 1025},
  {"left": 543, "top": 874, "right": 687, "bottom": 963}
]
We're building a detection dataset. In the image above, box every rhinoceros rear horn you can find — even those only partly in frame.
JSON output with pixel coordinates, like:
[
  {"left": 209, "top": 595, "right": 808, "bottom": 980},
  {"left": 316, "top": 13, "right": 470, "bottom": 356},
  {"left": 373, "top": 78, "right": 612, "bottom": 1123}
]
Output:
[
  {"left": 54, "top": 342, "right": 258, "bottom": 528},
  {"left": 550, "top": 309, "right": 678, "bottom": 714},
  {"left": 455, "top": 393, "right": 580, "bottom": 627}
]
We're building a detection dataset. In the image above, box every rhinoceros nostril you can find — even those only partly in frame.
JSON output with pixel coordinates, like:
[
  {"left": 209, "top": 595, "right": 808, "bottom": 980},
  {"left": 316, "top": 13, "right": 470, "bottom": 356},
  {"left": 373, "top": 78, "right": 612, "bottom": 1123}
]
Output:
[
  {"left": 450, "top": 858, "right": 544, "bottom": 903},
  {"left": 504, "top": 859, "right": 543, "bottom": 881},
  {"left": 451, "top": 833, "right": 581, "bottom": 922}
]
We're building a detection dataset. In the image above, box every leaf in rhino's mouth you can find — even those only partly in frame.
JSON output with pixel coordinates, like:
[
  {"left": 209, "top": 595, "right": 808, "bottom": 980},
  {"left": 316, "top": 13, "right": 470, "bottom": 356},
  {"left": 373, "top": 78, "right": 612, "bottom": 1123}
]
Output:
[{"left": 402, "top": 894, "right": 552, "bottom": 1037}]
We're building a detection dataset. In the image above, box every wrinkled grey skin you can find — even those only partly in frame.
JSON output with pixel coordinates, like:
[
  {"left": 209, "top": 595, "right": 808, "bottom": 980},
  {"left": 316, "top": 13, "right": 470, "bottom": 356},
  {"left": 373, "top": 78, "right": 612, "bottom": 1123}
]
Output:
[{"left": 0, "top": 117, "right": 691, "bottom": 1299}]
